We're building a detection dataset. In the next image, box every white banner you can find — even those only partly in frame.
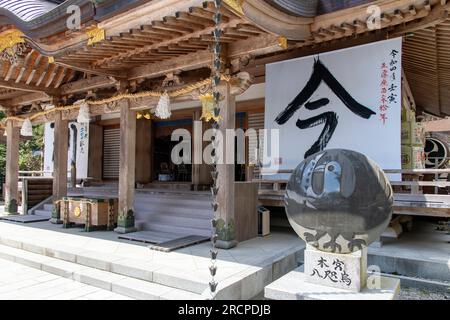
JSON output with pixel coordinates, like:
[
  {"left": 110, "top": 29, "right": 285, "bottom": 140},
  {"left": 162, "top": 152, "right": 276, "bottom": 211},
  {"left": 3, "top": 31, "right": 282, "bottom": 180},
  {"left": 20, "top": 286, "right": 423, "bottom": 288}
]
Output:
[{"left": 265, "top": 38, "right": 402, "bottom": 171}]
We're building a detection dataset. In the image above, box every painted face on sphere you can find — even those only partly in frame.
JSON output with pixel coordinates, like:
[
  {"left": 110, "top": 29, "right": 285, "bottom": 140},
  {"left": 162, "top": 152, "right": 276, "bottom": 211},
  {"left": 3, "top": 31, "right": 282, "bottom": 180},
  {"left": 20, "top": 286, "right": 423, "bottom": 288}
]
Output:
[{"left": 285, "top": 149, "right": 393, "bottom": 254}]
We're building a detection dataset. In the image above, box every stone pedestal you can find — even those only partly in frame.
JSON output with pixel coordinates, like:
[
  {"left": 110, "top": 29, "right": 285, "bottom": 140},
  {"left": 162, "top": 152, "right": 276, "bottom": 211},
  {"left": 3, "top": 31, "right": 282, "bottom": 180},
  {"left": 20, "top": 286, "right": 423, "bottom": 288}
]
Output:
[
  {"left": 265, "top": 268, "right": 400, "bottom": 300},
  {"left": 304, "top": 244, "right": 367, "bottom": 292},
  {"left": 265, "top": 245, "right": 400, "bottom": 300}
]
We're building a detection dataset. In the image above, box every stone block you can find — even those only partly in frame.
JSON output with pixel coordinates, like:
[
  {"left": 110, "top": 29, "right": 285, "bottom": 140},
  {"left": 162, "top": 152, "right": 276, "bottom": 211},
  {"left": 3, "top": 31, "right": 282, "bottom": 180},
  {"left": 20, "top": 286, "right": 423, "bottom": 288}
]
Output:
[
  {"left": 152, "top": 268, "right": 208, "bottom": 294},
  {"left": 265, "top": 268, "right": 400, "bottom": 300},
  {"left": 73, "top": 268, "right": 126, "bottom": 291},
  {"left": 304, "top": 245, "right": 367, "bottom": 292},
  {"left": 41, "top": 260, "right": 82, "bottom": 279},
  {"left": 111, "top": 277, "right": 171, "bottom": 300},
  {"left": 110, "top": 259, "right": 160, "bottom": 282}
]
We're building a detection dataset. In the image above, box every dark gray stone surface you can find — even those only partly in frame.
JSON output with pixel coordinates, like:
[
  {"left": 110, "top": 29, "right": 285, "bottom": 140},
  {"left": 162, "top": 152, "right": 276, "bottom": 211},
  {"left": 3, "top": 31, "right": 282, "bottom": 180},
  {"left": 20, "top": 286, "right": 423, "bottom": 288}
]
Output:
[{"left": 285, "top": 149, "right": 393, "bottom": 253}]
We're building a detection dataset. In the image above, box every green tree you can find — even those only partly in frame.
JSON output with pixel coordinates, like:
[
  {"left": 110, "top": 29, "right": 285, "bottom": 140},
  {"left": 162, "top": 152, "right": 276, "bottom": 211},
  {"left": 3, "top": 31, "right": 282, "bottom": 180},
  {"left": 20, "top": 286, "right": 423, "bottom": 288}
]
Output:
[
  {"left": 19, "top": 124, "right": 45, "bottom": 172},
  {"left": 0, "top": 111, "right": 44, "bottom": 176}
]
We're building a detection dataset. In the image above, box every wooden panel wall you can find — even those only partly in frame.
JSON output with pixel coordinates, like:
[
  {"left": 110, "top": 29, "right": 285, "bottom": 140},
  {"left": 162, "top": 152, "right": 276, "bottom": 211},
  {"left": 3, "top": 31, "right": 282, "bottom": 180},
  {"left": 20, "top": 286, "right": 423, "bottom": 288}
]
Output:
[
  {"left": 235, "top": 182, "right": 259, "bottom": 242},
  {"left": 88, "top": 124, "right": 103, "bottom": 181}
]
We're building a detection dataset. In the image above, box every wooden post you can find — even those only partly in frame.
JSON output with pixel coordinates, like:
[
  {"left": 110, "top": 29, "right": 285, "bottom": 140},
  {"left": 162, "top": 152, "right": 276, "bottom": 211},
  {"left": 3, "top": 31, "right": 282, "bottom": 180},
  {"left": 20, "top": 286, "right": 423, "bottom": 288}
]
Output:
[
  {"left": 115, "top": 101, "right": 137, "bottom": 233},
  {"left": 51, "top": 111, "right": 68, "bottom": 224},
  {"left": 135, "top": 119, "right": 152, "bottom": 184},
  {"left": 21, "top": 179, "right": 28, "bottom": 215},
  {"left": 70, "top": 164, "right": 77, "bottom": 188},
  {"left": 192, "top": 110, "right": 202, "bottom": 189},
  {"left": 216, "top": 82, "right": 237, "bottom": 249},
  {"left": 4, "top": 120, "right": 20, "bottom": 215}
]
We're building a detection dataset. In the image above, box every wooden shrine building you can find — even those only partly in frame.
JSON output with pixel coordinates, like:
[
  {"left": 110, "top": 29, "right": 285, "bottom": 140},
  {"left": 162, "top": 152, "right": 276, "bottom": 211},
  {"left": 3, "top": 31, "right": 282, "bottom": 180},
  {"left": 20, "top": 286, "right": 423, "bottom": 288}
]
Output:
[{"left": 1, "top": 0, "right": 449, "bottom": 248}]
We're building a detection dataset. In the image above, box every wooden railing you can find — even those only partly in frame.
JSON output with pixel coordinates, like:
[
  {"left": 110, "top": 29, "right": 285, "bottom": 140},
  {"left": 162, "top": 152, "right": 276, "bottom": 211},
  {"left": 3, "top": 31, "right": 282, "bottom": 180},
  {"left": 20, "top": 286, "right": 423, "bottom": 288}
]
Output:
[
  {"left": 19, "top": 177, "right": 53, "bottom": 214},
  {"left": 19, "top": 171, "right": 53, "bottom": 178},
  {"left": 254, "top": 168, "right": 450, "bottom": 218}
]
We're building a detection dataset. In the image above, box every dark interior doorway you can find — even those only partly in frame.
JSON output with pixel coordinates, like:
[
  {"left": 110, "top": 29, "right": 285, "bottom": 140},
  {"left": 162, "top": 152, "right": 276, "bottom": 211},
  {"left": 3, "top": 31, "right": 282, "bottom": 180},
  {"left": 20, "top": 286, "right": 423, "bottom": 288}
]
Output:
[{"left": 154, "top": 135, "right": 192, "bottom": 182}]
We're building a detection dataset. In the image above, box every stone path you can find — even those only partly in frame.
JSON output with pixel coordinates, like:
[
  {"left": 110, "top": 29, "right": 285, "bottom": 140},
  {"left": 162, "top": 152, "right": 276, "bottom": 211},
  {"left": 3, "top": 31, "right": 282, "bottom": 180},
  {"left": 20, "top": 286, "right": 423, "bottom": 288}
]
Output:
[{"left": 0, "top": 258, "right": 133, "bottom": 300}]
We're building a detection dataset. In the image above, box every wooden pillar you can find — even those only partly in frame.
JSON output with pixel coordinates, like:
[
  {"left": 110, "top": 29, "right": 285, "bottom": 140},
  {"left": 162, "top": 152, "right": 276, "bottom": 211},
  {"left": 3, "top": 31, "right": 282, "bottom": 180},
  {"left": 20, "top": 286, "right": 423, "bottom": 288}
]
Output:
[
  {"left": 51, "top": 111, "right": 68, "bottom": 224},
  {"left": 216, "top": 82, "right": 237, "bottom": 249},
  {"left": 4, "top": 120, "right": 20, "bottom": 215},
  {"left": 135, "top": 119, "right": 152, "bottom": 184},
  {"left": 192, "top": 110, "right": 202, "bottom": 188},
  {"left": 115, "top": 101, "right": 137, "bottom": 233}
]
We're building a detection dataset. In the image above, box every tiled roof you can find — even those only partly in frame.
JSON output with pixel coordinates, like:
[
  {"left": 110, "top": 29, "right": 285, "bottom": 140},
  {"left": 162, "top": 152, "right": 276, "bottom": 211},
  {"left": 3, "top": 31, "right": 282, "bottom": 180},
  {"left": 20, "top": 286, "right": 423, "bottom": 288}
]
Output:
[
  {"left": 0, "top": 0, "right": 59, "bottom": 21},
  {"left": 265, "top": 0, "right": 375, "bottom": 16}
]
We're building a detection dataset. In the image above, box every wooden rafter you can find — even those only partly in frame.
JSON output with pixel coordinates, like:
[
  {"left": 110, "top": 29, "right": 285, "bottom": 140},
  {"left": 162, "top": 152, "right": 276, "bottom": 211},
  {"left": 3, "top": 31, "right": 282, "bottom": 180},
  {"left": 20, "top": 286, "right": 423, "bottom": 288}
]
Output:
[{"left": 0, "top": 78, "right": 59, "bottom": 95}]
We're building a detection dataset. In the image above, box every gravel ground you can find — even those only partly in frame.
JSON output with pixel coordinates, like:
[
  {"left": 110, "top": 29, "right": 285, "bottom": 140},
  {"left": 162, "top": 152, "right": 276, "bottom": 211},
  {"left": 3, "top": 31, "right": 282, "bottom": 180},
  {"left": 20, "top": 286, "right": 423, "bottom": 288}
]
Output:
[{"left": 399, "top": 287, "right": 449, "bottom": 300}]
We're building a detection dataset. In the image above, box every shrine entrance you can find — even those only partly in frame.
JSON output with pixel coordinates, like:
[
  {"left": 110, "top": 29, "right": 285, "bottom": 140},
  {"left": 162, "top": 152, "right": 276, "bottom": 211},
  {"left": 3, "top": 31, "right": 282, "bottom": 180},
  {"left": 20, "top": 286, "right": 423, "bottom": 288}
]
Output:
[{"left": 153, "top": 118, "right": 193, "bottom": 185}]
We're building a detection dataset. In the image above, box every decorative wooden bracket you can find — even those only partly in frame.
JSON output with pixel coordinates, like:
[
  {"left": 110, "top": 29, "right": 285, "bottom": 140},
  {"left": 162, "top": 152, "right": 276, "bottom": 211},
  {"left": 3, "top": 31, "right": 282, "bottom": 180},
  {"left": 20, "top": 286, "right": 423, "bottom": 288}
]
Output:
[
  {"left": 224, "top": 0, "right": 245, "bottom": 16},
  {"left": 0, "top": 29, "right": 29, "bottom": 64},
  {"left": 86, "top": 27, "right": 105, "bottom": 46}
]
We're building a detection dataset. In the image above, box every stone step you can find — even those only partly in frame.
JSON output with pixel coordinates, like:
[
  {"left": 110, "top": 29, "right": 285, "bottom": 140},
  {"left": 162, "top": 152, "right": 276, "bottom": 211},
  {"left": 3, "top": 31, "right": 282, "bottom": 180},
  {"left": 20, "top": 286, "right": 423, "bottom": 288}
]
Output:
[
  {"left": 34, "top": 210, "right": 52, "bottom": 218},
  {"left": 135, "top": 207, "right": 212, "bottom": 219},
  {"left": 0, "top": 244, "right": 203, "bottom": 300},
  {"left": 135, "top": 195, "right": 210, "bottom": 207},
  {"left": 144, "top": 184, "right": 192, "bottom": 191},
  {"left": 134, "top": 200, "right": 210, "bottom": 211},
  {"left": 137, "top": 190, "right": 210, "bottom": 196},
  {"left": 138, "top": 214, "right": 212, "bottom": 229},
  {"left": 43, "top": 204, "right": 54, "bottom": 211},
  {"left": 134, "top": 204, "right": 212, "bottom": 219},
  {"left": 136, "top": 221, "right": 212, "bottom": 237},
  {"left": 0, "top": 234, "right": 210, "bottom": 295}
]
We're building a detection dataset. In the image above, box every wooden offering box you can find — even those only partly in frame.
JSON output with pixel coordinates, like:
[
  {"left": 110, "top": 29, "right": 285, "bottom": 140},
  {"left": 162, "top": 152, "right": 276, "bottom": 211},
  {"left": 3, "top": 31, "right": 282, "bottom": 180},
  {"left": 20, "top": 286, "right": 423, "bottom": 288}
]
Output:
[{"left": 62, "top": 197, "right": 118, "bottom": 232}]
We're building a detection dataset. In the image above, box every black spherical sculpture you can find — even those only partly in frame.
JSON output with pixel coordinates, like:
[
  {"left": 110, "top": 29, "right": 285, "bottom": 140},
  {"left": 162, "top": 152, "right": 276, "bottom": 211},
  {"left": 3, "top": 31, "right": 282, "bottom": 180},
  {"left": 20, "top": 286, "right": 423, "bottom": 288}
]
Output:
[{"left": 285, "top": 149, "right": 393, "bottom": 254}]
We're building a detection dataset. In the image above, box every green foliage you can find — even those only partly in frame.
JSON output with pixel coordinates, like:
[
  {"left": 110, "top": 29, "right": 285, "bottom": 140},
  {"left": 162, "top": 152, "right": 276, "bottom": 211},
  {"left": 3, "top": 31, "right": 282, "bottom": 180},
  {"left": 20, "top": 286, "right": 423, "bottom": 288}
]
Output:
[
  {"left": 0, "top": 113, "right": 44, "bottom": 177},
  {"left": 19, "top": 125, "right": 45, "bottom": 172}
]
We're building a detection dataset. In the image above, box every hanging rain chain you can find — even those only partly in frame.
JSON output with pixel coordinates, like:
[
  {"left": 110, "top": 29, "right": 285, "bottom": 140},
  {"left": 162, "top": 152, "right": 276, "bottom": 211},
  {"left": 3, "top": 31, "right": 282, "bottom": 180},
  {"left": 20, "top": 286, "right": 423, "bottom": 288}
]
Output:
[{"left": 208, "top": 0, "right": 223, "bottom": 300}]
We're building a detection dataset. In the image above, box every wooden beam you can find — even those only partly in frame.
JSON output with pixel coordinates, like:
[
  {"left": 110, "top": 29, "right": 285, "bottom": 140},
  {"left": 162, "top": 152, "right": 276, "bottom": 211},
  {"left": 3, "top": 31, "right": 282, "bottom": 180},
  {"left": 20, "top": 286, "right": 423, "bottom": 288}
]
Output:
[
  {"left": 0, "top": 78, "right": 59, "bottom": 95},
  {"left": 53, "top": 60, "right": 124, "bottom": 78},
  {"left": 390, "top": 3, "right": 450, "bottom": 36},
  {"left": 422, "top": 118, "right": 450, "bottom": 132},
  {"left": 128, "top": 49, "right": 211, "bottom": 80},
  {"left": 15, "top": 50, "right": 35, "bottom": 84},
  {"left": 5, "top": 92, "right": 51, "bottom": 106},
  {"left": 26, "top": 55, "right": 44, "bottom": 85},
  {"left": 241, "top": 31, "right": 388, "bottom": 78},
  {"left": 128, "top": 33, "right": 283, "bottom": 80},
  {"left": 4, "top": 63, "right": 16, "bottom": 82},
  {"left": 96, "top": 18, "right": 244, "bottom": 67},
  {"left": 59, "top": 75, "right": 117, "bottom": 95}
]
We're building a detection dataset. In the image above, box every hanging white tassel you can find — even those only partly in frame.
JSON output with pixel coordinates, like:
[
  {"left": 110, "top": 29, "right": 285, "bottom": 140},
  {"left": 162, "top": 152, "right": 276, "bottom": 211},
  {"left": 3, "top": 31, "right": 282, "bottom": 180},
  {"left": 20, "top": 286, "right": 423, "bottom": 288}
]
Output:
[
  {"left": 20, "top": 118, "right": 33, "bottom": 137},
  {"left": 76, "top": 100, "right": 90, "bottom": 123},
  {"left": 155, "top": 92, "right": 171, "bottom": 119}
]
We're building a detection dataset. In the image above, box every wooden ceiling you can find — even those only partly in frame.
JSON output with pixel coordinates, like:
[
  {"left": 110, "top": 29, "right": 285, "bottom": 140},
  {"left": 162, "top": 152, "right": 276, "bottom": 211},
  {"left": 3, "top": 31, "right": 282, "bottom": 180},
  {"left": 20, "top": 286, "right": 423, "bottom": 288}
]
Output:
[
  {"left": 403, "top": 18, "right": 450, "bottom": 116},
  {"left": 61, "top": 2, "right": 265, "bottom": 73}
]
